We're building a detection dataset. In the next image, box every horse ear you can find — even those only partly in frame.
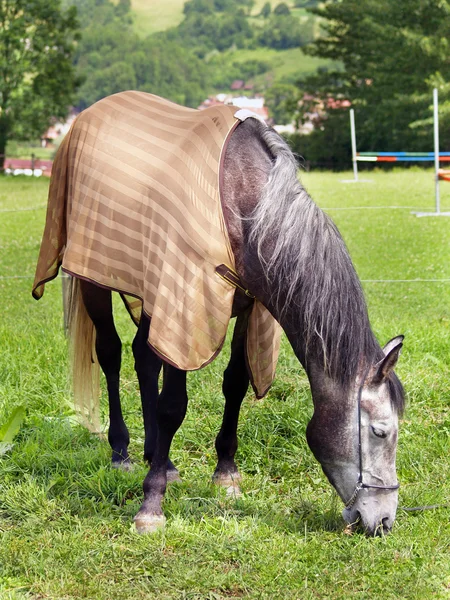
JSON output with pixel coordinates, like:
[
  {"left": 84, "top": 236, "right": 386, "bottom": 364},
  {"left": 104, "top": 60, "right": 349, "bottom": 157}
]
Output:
[
  {"left": 382, "top": 335, "right": 404, "bottom": 356},
  {"left": 371, "top": 336, "right": 404, "bottom": 385}
]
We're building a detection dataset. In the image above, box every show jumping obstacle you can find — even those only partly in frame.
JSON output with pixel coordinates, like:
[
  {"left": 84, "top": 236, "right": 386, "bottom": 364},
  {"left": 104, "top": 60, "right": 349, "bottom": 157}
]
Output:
[{"left": 347, "top": 89, "right": 450, "bottom": 217}]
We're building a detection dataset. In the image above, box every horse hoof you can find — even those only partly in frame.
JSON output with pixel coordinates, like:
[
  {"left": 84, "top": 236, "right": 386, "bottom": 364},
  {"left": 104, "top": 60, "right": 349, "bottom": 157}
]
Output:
[
  {"left": 224, "top": 484, "right": 242, "bottom": 498},
  {"left": 167, "top": 468, "right": 182, "bottom": 483},
  {"left": 112, "top": 460, "right": 133, "bottom": 472},
  {"left": 213, "top": 472, "right": 242, "bottom": 497},
  {"left": 134, "top": 512, "right": 166, "bottom": 534}
]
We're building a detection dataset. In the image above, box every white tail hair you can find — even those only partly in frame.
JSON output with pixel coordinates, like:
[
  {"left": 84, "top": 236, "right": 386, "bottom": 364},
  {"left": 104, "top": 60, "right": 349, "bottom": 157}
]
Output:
[{"left": 67, "top": 276, "right": 101, "bottom": 432}]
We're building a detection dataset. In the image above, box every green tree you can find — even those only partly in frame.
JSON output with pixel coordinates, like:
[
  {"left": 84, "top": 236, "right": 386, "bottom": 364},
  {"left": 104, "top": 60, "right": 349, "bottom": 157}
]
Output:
[
  {"left": 183, "top": 0, "right": 214, "bottom": 16},
  {"left": 302, "top": 0, "right": 450, "bottom": 154},
  {"left": 258, "top": 14, "right": 304, "bottom": 49},
  {"left": 265, "top": 83, "right": 297, "bottom": 124},
  {"left": 273, "top": 2, "right": 290, "bottom": 15},
  {"left": 0, "top": 0, "right": 80, "bottom": 171},
  {"left": 260, "top": 1, "right": 271, "bottom": 17}
]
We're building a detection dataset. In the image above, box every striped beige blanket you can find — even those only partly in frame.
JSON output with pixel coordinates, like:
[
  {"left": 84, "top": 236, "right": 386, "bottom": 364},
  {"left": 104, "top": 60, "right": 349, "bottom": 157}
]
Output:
[{"left": 33, "top": 91, "right": 281, "bottom": 397}]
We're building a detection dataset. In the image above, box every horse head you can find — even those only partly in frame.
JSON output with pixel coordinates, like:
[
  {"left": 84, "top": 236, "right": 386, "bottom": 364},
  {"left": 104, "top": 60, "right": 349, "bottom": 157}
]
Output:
[{"left": 306, "top": 336, "right": 404, "bottom": 536}]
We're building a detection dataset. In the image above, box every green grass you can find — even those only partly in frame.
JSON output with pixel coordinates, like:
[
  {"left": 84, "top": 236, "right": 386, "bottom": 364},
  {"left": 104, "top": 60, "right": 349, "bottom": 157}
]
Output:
[
  {"left": 222, "top": 46, "right": 338, "bottom": 86},
  {"left": 5, "top": 141, "right": 55, "bottom": 161},
  {"left": 1, "top": 171, "right": 449, "bottom": 599},
  {"left": 130, "top": 0, "right": 186, "bottom": 36},
  {"left": 129, "top": 1, "right": 306, "bottom": 36}
]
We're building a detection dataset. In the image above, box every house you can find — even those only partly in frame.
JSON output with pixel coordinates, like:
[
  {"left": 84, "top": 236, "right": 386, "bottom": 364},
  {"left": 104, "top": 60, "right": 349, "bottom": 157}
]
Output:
[
  {"left": 41, "top": 108, "right": 79, "bottom": 148},
  {"left": 198, "top": 94, "right": 270, "bottom": 123}
]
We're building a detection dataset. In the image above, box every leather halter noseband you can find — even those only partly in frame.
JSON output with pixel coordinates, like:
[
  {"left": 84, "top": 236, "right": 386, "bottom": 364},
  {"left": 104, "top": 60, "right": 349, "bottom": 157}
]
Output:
[{"left": 344, "top": 370, "right": 400, "bottom": 510}]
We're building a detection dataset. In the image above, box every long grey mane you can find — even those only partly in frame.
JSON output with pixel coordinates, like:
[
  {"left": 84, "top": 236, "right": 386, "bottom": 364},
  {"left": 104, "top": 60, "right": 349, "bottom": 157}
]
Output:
[{"left": 248, "top": 125, "right": 383, "bottom": 388}]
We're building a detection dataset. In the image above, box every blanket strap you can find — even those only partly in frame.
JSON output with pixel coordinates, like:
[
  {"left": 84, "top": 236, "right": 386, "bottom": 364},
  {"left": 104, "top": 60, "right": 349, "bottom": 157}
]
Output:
[{"left": 216, "top": 264, "right": 255, "bottom": 298}]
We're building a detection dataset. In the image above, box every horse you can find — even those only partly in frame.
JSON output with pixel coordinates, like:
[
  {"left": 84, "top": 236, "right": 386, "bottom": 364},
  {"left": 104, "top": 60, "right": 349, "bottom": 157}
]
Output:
[{"left": 33, "top": 91, "right": 405, "bottom": 536}]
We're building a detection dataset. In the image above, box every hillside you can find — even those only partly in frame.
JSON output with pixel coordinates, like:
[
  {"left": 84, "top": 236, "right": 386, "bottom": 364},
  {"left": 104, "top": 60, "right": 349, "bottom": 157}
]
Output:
[
  {"left": 127, "top": 0, "right": 332, "bottom": 95},
  {"left": 130, "top": 0, "right": 186, "bottom": 36},
  {"left": 223, "top": 46, "right": 336, "bottom": 87},
  {"left": 130, "top": 0, "right": 313, "bottom": 36},
  {"left": 50, "top": 0, "right": 336, "bottom": 127}
]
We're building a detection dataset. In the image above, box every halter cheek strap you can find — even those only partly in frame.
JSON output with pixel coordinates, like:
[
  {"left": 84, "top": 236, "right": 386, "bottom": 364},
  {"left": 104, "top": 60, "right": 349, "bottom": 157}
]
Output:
[{"left": 344, "top": 370, "right": 400, "bottom": 511}]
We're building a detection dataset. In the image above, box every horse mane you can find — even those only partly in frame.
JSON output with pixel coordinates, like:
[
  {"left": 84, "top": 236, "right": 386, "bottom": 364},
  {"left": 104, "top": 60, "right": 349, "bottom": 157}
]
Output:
[{"left": 248, "top": 124, "right": 403, "bottom": 408}]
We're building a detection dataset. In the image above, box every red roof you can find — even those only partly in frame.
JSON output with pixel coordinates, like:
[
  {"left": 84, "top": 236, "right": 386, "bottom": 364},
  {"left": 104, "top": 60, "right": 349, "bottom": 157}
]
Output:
[{"left": 230, "top": 80, "right": 245, "bottom": 90}]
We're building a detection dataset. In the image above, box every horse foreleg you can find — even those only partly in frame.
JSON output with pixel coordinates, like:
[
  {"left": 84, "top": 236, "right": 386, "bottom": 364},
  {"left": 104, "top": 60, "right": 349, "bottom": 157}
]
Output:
[
  {"left": 80, "top": 280, "right": 130, "bottom": 468},
  {"left": 134, "top": 364, "right": 188, "bottom": 533},
  {"left": 213, "top": 312, "right": 250, "bottom": 495}
]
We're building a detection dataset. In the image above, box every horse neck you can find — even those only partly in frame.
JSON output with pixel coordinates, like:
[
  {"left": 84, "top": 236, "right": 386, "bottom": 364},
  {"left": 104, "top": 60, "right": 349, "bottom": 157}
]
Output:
[{"left": 222, "top": 119, "right": 381, "bottom": 386}]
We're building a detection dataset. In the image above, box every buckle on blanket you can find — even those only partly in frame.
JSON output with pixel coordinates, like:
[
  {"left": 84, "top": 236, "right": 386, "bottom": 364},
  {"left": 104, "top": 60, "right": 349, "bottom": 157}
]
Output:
[{"left": 216, "top": 264, "right": 255, "bottom": 298}]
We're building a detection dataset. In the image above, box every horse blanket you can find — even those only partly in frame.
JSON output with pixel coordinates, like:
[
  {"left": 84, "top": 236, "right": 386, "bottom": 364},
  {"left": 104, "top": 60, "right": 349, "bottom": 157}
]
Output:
[{"left": 33, "top": 91, "right": 281, "bottom": 397}]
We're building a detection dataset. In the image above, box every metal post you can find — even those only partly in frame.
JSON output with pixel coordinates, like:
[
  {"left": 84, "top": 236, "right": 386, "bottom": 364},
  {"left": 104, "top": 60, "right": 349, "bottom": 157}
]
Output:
[
  {"left": 350, "top": 109, "right": 358, "bottom": 182},
  {"left": 433, "top": 88, "right": 440, "bottom": 213},
  {"left": 412, "top": 88, "right": 450, "bottom": 216}
]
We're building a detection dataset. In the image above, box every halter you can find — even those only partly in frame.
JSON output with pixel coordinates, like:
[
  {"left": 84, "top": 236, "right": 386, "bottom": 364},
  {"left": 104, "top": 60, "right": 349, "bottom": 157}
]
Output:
[{"left": 344, "top": 370, "right": 400, "bottom": 510}]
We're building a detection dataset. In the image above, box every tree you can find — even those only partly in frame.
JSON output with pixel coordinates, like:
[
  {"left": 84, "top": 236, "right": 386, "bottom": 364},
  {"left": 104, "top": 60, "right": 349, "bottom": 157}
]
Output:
[
  {"left": 273, "top": 2, "right": 290, "bottom": 15},
  {"left": 265, "top": 83, "right": 297, "bottom": 124},
  {"left": 0, "top": 0, "right": 80, "bottom": 171},
  {"left": 260, "top": 1, "right": 271, "bottom": 18},
  {"left": 301, "top": 0, "right": 450, "bottom": 154},
  {"left": 258, "top": 14, "right": 304, "bottom": 49},
  {"left": 183, "top": 0, "right": 214, "bottom": 16}
]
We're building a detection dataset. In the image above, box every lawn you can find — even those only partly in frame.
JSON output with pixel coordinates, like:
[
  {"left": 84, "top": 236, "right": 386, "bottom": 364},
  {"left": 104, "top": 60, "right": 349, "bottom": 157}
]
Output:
[{"left": 0, "top": 170, "right": 449, "bottom": 599}]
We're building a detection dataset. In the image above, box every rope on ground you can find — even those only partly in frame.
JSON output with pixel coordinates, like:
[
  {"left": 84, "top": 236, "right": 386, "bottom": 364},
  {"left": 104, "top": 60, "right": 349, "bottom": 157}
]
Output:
[
  {"left": 400, "top": 504, "right": 449, "bottom": 512},
  {"left": 0, "top": 205, "right": 46, "bottom": 213},
  {"left": 362, "top": 279, "right": 450, "bottom": 282},
  {"left": 1, "top": 275, "right": 450, "bottom": 283},
  {"left": 0, "top": 275, "right": 35, "bottom": 279},
  {"left": 323, "top": 206, "right": 439, "bottom": 211}
]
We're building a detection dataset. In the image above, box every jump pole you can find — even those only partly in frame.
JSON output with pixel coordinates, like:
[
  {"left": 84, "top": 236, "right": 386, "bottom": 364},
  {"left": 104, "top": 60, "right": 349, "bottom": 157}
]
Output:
[
  {"left": 341, "top": 108, "right": 371, "bottom": 183},
  {"left": 414, "top": 88, "right": 450, "bottom": 217},
  {"left": 350, "top": 108, "right": 358, "bottom": 181}
]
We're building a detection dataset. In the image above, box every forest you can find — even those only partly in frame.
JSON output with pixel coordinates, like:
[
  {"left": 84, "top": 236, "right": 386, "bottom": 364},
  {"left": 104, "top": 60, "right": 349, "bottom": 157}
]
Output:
[
  {"left": 62, "top": 0, "right": 318, "bottom": 110},
  {"left": 2, "top": 0, "right": 449, "bottom": 168},
  {"left": 46, "top": 0, "right": 450, "bottom": 166}
]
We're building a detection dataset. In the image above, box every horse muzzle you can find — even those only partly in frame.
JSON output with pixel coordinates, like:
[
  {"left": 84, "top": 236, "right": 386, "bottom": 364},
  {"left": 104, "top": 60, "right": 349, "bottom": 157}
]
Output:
[{"left": 342, "top": 489, "right": 399, "bottom": 536}]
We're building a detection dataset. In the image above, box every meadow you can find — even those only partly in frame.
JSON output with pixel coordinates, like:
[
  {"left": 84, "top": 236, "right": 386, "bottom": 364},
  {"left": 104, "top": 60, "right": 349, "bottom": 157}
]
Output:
[
  {"left": 220, "top": 46, "right": 336, "bottom": 85},
  {"left": 0, "top": 170, "right": 449, "bottom": 599},
  {"left": 130, "top": 0, "right": 304, "bottom": 36}
]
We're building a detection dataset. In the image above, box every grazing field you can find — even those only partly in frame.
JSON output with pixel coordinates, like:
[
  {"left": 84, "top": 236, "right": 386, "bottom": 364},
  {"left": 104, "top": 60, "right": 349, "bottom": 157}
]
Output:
[
  {"left": 130, "top": 0, "right": 307, "bottom": 36},
  {"left": 0, "top": 170, "right": 449, "bottom": 599},
  {"left": 130, "top": 0, "right": 186, "bottom": 36},
  {"left": 220, "top": 47, "right": 337, "bottom": 85}
]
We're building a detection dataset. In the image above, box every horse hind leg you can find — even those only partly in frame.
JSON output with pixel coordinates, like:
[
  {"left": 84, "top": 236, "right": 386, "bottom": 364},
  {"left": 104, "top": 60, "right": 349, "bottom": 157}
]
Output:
[
  {"left": 132, "top": 312, "right": 180, "bottom": 480},
  {"left": 134, "top": 364, "right": 188, "bottom": 533},
  {"left": 213, "top": 311, "right": 250, "bottom": 496},
  {"left": 79, "top": 280, "right": 130, "bottom": 468}
]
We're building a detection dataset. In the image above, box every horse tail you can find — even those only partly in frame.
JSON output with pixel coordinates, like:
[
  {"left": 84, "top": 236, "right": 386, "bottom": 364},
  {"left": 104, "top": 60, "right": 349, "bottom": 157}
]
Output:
[{"left": 67, "top": 276, "right": 101, "bottom": 432}]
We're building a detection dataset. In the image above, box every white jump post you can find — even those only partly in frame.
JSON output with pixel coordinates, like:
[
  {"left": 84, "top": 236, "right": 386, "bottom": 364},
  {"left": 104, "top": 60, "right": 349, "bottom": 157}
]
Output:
[
  {"left": 341, "top": 108, "right": 371, "bottom": 183},
  {"left": 350, "top": 108, "right": 358, "bottom": 182},
  {"left": 433, "top": 87, "right": 440, "bottom": 213},
  {"left": 414, "top": 88, "right": 450, "bottom": 217}
]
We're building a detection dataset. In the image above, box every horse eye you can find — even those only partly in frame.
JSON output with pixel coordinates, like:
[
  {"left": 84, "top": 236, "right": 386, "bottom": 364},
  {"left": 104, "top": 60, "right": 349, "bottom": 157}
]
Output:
[{"left": 371, "top": 426, "right": 387, "bottom": 439}]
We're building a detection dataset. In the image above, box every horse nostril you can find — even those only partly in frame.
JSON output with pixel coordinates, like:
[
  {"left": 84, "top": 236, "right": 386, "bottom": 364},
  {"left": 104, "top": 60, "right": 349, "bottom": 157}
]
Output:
[{"left": 382, "top": 517, "right": 392, "bottom": 532}]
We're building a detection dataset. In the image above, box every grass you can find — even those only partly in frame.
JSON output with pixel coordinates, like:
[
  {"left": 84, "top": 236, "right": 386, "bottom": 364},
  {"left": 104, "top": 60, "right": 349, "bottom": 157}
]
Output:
[
  {"left": 130, "top": 0, "right": 186, "bottom": 36},
  {"left": 129, "top": 1, "right": 307, "bottom": 36},
  {"left": 5, "top": 141, "right": 55, "bottom": 161},
  {"left": 220, "top": 46, "right": 337, "bottom": 86},
  {"left": 0, "top": 170, "right": 449, "bottom": 599}
]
